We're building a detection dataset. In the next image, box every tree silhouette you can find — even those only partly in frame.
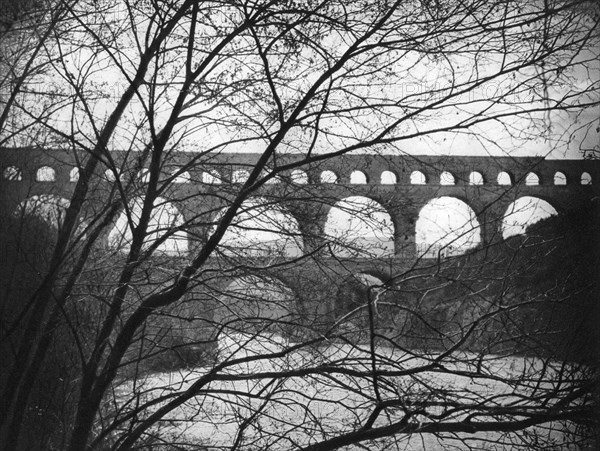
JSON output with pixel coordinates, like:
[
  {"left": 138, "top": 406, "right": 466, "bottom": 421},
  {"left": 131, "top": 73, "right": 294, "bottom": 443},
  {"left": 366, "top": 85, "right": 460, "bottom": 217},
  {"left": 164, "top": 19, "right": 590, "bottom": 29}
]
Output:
[{"left": 0, "top": 1, "right": 598, "bottom": 449}]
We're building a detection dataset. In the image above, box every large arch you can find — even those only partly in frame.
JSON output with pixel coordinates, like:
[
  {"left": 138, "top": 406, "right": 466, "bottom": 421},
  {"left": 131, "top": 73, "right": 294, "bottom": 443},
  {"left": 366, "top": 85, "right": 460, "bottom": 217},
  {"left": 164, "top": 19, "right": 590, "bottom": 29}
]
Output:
[
  {"left": 323, "top": 196, "right": 394, "bottom": 258},
  {"left": 215, "top": 275, "right": 295, "bottom": 360},
  {"left": 336, "top": 273, "right": 385, "bottom": 318},
  {"left": 214, "top": 197, "right": 304, "bottom": 257},
  {"left": 415, "top": 197, "right": 481, "bottom": 258},
  {"left": 216, "top": 275, "right": 295, "bottom": 329},
  {"left": 335, "top": 272, "right": 403, "bottom": 340},
  {"left": 501, "top": 196, "right": 558, "bottom": 239},
  {"left": 14, "top": 195, "right": 70, "bottom": 229},
  {"left": 108, "top": 197, "right": 189, "bottom": 256}
]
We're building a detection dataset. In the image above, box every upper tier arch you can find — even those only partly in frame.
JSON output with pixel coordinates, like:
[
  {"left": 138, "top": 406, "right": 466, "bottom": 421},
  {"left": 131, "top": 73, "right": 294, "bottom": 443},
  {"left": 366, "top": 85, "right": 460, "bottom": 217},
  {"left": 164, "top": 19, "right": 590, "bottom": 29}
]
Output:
[{"left": 1, "top": 149, "right": 598, "bottom": 190}]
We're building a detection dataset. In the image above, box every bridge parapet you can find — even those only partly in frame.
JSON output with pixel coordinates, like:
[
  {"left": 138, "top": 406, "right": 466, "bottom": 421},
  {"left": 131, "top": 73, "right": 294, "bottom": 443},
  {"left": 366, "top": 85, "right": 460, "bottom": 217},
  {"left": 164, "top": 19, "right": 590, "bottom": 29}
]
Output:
[{"left": 1, "top": 148, "right": 599, "bottom": 189}]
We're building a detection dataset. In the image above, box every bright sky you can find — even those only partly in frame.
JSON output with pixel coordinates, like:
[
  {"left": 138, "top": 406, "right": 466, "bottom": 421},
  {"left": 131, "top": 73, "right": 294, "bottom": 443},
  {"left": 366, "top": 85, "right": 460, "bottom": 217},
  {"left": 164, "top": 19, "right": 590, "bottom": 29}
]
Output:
[{"left": 9, "top": 2, "right": 596, "bottom": 161}]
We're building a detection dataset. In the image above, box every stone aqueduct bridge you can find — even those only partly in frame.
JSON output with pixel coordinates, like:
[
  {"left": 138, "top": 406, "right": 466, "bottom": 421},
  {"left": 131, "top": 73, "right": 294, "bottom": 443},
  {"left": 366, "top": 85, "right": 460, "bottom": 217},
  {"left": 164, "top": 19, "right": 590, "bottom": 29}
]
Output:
[
  {"left": 2, "top": 148, "right": 599, "bottom": 331},
  {"left": 1, "top": 147, "right": 599, "bottom": 260}
]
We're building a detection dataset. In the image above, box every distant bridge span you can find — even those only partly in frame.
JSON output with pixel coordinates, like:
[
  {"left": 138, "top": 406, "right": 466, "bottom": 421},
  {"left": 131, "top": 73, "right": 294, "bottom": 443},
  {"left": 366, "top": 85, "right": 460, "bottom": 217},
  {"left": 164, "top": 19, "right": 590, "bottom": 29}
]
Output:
[{"left": 1, "top": 148, "right": 598, "bottom": 258}]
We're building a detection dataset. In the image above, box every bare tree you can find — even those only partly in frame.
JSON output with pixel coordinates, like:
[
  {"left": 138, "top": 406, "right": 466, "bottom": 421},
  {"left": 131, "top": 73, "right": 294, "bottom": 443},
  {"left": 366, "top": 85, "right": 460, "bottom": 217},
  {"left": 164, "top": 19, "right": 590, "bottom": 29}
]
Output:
[{"left": 0, "top": 0, "right": 598, "bottom": 449}]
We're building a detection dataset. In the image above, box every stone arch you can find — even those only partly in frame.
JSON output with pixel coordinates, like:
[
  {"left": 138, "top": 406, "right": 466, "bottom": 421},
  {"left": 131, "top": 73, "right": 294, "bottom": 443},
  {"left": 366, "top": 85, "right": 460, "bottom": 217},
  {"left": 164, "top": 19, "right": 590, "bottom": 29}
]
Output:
[
  {"left": 291, "top": 169, "right": 308, "bottom": 184},
  {"left": 350, "top": 170, "right": 368, "bottom": 184},
  {"left": 36, "top": 166, "right": 56, "bottom": 182},
  {"left": 263, "top": 168, "right": 282, "bottom": 184},
  {"left": 581, "top": 172, "right": 592, "bottom": 185},
  {"left": 355, "top": 267, "right": 392, "bottom": 284},
  {"left": 214, "top": 197, "right": 304, "bottom": 257},
  {"left": 202, "top": 170, "right": 222, "bottom": 184},
  {"left": 104, "top": 168, "right": 120, "bottom": 182},
  {"left": 497, "top": 171, "right": 512, "bottom": 185},
  {"left": 217, "top": 275, "right": 296, "bottom": 329},
  {"left": 525, "top": 172, "right": 540, "bottom": 186},
  {"left": 138, "top": 169, "right": 151, "bottom": 183},
  {"left": 323, "top": 196, "right": 394, "bottom": 258},
  {"left": 265, "top": 176, "right": 282, "bottom": 184},
  {"left": 232, "top": 169, "right": 250, "bottom": 184},
  {"left": 501, "top": 196, "right": 558, "bottom": 239},
  {"left": 108, "top": 197, "right": 189, "bottom": 256},
  {"left": 415, "top": 197, "right": 481, "bottom": 258},
  {"left": 70, "top": 167, "right": 80, "bottom": 182},
  {"left": 380, "top": 170, "right": 397, "bottom": 184},
  {"left": 215, "top": 275, "right": 296, "bottom": 359},
  {"left": 334, "top": 272, "right": 402, "bottom": 339},
  {"left": 553, "top": 172, "right": 567, "bottom": 185},
  {"left": 320, "top": 170, "right": 338, "bottom": 184},
  {"left": 336, "top": 273, "right": 384, "bottom": 316},
  {"left": 14, "top": 195, "right": 70, "bottom": 230},
  {"left": 3, "top": 165, "right": 22, "bottom": 181},
  {"left": 440, "top": 171, "right": 455, "bottom": 185},
  {"left": 172, "top": 170, "right": 191, "bottom": 183},
  {"left": 410, "top": 170, "right": 427, "bottom": 185},
  {"left": 469, "top": 171, "right": 484, "bottom": 185}
]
